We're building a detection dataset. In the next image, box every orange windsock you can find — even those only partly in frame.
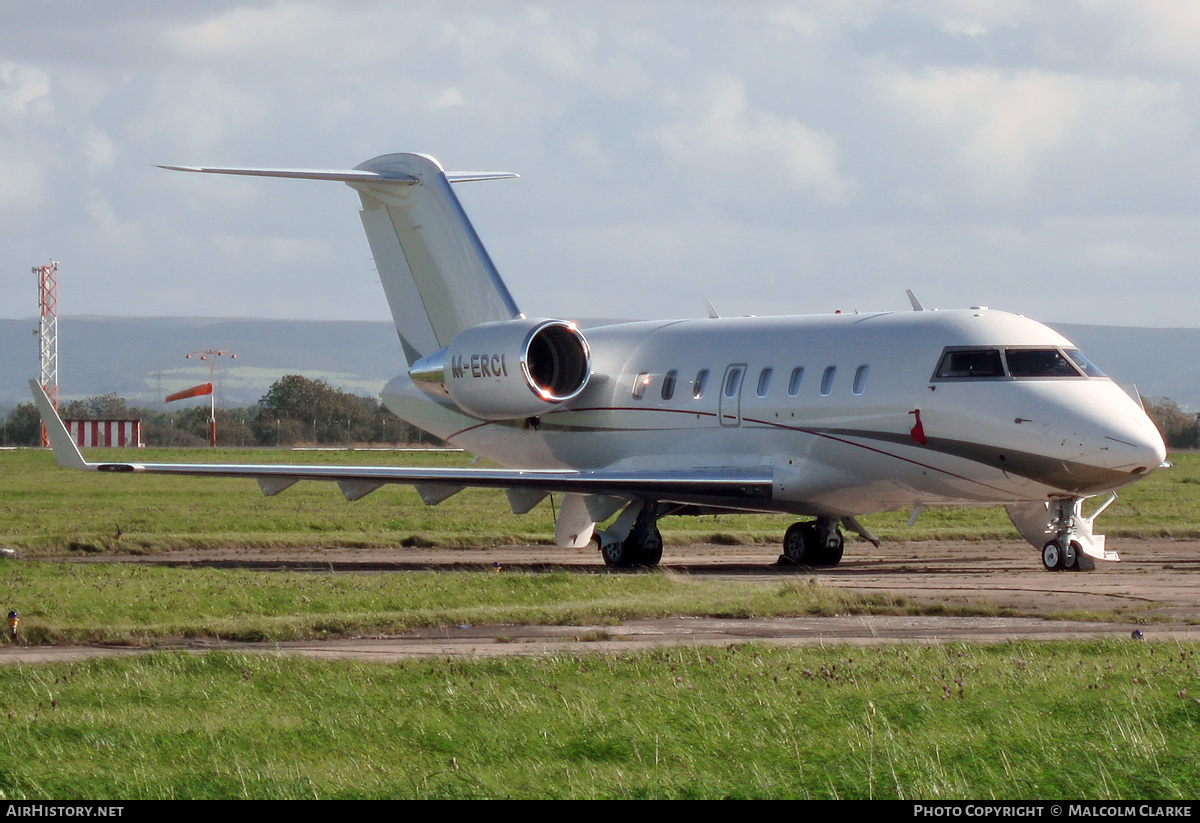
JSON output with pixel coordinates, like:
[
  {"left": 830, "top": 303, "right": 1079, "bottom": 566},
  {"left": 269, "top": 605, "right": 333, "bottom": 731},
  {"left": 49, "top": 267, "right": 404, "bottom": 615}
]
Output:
[{"left": 165, "top": 383, "right": 213, "bottom": 403}]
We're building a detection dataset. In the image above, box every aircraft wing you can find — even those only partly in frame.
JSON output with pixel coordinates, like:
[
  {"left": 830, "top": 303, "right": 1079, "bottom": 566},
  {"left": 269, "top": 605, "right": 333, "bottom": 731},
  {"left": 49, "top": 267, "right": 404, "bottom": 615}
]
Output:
[{"left": 28, "top": 381, "right": 771, "bottom": 505}]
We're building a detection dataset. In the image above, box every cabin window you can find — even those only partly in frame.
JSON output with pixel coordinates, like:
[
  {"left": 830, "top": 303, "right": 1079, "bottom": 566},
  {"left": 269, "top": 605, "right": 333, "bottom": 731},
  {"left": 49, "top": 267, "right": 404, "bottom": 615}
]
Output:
[
  {"left": 693, "top": 369, "right": 709, "bottom": 399},
  {"left": 935, "top": 348, "right": 1005, "bottom": 379},
  {"left": 787, "top": 367, "right": 804, "bottom": 397},
  {"left": 632, "top": 372, "right": 651, "bottom": 399},
  {"left": 756, "top": 367, "right": 773, "bottom": 398},
  {"left": 852, "top": 365, "right": 869, "bottom": 395},
  {"left": 820, "top": 366, "right": 837, "bottom": 396},
  {"left": 661, "top": 369, "right": 678, "bottom": 400},
  {"left": 1005, "top": 349, "right": 1082, "bottom": 378},
  {"left": 1065, "top": 349, "right": 1106, "bottom": 377},
  {"left": 723, "top": 367, "right": 744, "bottom": 398}
]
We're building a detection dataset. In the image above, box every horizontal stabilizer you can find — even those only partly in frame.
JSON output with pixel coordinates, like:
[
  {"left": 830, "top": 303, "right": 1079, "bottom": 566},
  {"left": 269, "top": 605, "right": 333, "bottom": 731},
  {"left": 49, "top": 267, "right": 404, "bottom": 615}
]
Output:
[
  {"left": 158, "top": 165, "right": 417, "bottom": 184},
  {"left": 158, "top": 165, "right": 518, "bottom": 185},
  {"left": 445, "top": 172, "right": 520, "bottom": 183}
]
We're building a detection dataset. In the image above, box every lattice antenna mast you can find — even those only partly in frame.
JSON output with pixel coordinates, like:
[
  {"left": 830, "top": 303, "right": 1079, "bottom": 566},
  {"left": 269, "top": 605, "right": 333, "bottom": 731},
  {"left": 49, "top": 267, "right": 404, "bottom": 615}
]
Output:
[{"left": 34, "top": 261, "right": 59, "bottom": 447}]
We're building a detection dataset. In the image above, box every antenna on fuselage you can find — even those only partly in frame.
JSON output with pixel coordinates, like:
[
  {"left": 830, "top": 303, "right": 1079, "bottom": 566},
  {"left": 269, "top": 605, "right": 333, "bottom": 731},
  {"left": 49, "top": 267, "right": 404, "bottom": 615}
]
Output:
[
  {"left": 703, "top": 298, "right": 721, "bottom": 319},
  {"left": 906, "top": 289, "right": 924, "bottom": 311}
]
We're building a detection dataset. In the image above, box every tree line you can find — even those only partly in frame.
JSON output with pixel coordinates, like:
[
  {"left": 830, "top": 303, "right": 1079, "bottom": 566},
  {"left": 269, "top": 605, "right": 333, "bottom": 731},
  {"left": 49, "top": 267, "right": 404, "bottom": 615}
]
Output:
[
  {"left": 1, "top": 375, "right": 440, "bottom": 448},
  {"left": 1141, "top": 396, "right": 1199, "bottom": 450},
  {"left": 6, "top": 378, "right": 1196, "bottom": 451}
]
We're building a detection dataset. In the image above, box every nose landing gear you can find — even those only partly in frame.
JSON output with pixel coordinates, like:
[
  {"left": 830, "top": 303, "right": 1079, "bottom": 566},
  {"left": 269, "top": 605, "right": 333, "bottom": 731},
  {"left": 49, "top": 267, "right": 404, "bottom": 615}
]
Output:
[
  {"left": 1010, "top": 495, "right": 1119, "bottom": 572},
  {"left": 1041, "top": 537, "right": 1082, "bottom": 571}
]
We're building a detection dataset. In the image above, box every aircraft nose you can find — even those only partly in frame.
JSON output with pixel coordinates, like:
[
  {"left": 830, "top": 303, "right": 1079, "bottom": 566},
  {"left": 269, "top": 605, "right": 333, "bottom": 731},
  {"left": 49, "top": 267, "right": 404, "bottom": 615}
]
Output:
[
  {"left": 1095, "top": 411, "right": 1166, "bottom": 477},
  {"left": 1019, "top": 385, "right": 1168, "bottom": 495},
  {"left": 1060, "top": 396, "right": 1167, "bottom": 494}
]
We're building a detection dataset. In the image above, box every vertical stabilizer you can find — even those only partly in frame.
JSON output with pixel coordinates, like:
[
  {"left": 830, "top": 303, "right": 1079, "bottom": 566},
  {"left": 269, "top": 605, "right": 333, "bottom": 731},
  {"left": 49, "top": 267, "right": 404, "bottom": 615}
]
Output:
[{"left": 350, "top": 153, "right": 522, "bottom": 364}]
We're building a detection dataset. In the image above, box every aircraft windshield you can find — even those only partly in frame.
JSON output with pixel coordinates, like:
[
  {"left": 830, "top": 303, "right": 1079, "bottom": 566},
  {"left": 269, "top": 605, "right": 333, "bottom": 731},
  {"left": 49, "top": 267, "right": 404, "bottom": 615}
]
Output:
[
  {"left": 936, "top": 349, "right": 1004, "bottom": 379},
  {"left": 1005, "top": 349, "right": 1082, "bottom": 378},
  {"left": 934, "top": 347, "right": 1105, "bottom": 381},
  {"left": 1066, "top": 349, "right": 1106, "bottom": 377}
]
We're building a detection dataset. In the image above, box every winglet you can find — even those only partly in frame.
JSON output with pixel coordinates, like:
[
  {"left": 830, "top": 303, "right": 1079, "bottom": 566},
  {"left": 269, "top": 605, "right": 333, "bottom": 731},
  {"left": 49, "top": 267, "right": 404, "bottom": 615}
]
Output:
[
  {"left": 28, "top": 380, "right": 91, "bottom": 470},
  {"left": 906, "top": 289, "right": 924, "bottom": 311}
]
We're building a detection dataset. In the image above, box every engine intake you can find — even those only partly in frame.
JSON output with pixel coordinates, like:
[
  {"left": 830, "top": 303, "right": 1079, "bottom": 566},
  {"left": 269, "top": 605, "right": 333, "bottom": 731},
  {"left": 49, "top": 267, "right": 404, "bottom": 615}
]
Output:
[{"left": 410, "top": 319, "right": 592, "bottom": 419}]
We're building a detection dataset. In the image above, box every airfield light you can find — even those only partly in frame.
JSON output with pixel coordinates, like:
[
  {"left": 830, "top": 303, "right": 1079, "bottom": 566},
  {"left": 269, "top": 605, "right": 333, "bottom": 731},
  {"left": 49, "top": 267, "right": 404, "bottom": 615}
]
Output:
[{"left": 7, "top": 611, "right": 19, "bottom": 640}]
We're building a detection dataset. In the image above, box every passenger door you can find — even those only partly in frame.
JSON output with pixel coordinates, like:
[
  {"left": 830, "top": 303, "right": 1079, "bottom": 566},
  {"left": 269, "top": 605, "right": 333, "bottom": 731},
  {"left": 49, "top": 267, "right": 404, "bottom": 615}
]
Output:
[{"left": 719, "top": 364, "right": 747, "bottom": 427}]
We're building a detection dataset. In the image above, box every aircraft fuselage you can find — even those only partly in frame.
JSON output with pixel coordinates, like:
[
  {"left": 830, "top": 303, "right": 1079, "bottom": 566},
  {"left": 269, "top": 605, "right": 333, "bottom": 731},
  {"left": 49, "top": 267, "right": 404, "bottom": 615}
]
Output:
[{"left": 384, "top": 308, "right": 1165, "bottom": 519}]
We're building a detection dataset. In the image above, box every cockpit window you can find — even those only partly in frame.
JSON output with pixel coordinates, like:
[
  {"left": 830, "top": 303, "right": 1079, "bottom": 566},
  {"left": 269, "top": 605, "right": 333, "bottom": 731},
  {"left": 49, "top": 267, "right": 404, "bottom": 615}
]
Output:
[
  {"left": 1065, "top": 349, "right": 1106, "bottom": 377},
  {"left": 935, "top": 349, "right": 1004, "bottom": 379},
  {"left": 1005, "top": 349, "right": 1083, "bottom": 378},
  {"left": 933, "top": 346, "right": 1103, "bottom": 382}
]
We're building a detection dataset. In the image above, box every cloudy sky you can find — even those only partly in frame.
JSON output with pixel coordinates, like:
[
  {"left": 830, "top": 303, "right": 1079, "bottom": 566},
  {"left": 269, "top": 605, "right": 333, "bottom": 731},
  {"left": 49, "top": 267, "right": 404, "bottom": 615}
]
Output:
[{"left": 2, "top": 1, "right": 1198, "bottom": 328}]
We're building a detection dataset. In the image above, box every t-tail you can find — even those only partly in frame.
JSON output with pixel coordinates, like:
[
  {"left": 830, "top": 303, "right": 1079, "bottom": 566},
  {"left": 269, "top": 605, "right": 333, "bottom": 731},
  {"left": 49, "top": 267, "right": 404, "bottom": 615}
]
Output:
[{"left": 161, "top": 153, "right": 523, "bottom": 365}]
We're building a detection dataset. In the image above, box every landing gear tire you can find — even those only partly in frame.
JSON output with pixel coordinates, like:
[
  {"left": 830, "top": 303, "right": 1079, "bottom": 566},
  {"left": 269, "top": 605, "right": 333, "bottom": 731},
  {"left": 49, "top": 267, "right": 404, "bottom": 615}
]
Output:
[
  {"left": 601, "top": 538, "right": 635, "bottom": 569},
  {"left": 782, "top": 522, "right": 844, "bottom": 566},
  {"left": 603, "top": 523, "right": 663, "bottom": 569},
  {"left": 812, "top": 533, "right": 844, "bottom": 567},
  {"left": 1042, "top": 539, "right": 1065, "bottom": 571},
  {"left": 782, "top": 522, "right": 815, "bottom": 564},
  {"left": 1063, "top": 540, "right": 1080, "bottom": 571},
  {"left": 630, "top": 526, "right": 663, "bottom": 567}
]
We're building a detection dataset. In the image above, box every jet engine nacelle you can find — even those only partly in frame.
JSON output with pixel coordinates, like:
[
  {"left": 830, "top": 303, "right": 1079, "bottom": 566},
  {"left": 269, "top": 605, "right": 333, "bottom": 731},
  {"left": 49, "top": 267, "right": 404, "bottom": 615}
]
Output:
[{"left": 409, "top": 319, "right": 592, "bottom": 420}]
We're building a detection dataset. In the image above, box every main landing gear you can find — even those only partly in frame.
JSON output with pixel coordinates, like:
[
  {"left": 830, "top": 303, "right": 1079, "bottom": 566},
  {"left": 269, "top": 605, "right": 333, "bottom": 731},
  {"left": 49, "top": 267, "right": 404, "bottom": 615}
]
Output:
[
  {"left": 594, "top": 504, "right": 874, "bottom": 570},
  {"left": 599, "top": 502, "right": 663, "bottom": 568},
  {"left": 781, "top": 517, "right": 844, "bottom": 567}
]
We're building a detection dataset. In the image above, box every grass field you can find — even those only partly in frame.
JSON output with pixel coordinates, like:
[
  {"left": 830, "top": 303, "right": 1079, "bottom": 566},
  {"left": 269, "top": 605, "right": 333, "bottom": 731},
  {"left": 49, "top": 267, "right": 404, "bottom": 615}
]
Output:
[
  {"left": 0, "top": 562, "right": 977, "bottom": 645},
  {"left": 3, "top": 447, "right": 1199, "bottom": 554},
  {"left": 2, "top": 448, "right": 1198, "bottom": 799},
  {"left": 0, "top": 643, "right": 1196, "bottom": 799}
]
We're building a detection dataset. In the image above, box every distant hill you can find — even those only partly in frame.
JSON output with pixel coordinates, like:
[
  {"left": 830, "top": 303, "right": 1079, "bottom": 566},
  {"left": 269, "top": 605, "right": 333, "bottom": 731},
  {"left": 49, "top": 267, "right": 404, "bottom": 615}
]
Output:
[
  {"left": 1050, "top": 324, "right": 1200, "bottom": 408},
  {"left": 1, "top": 315, "right": 1196, "bottom": 411},
  {"left": 0, "top": 316, "right": 403, "bottom": 410}
]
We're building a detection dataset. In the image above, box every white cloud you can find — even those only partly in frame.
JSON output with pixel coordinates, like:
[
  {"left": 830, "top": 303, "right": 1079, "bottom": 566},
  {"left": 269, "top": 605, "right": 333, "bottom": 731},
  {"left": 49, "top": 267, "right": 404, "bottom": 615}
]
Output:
[
  {"left": 1097, "top": 1, "right": 1200, "bottom": 72},
  {"left": 432, "top": 88, "right": 465, "bottom": 109},
  {"left": 85, "top": 128, "right": 116, "bottom": 176},
  {"left": 2, "top": 2, "right": 1198, "bottom": 327},
  {"left": 650, "top": 76, "right": 856, "bottom": 205},
  {"left": 162, "top": 3, "right": 367, "bottom": 64},
  {"left": 881, "top": 67, "right": 1181, "bottom": 197},
  {"left": 128, "top": 73, "right": 264, "bottom": 155},
  {"left": 0, "top": 144, "right": 45, "bottom": 214},
  {"left": 0, "top": 61, "right": 51, "bottom": 116},
  {"left": 85, "top": 195, "right": 142, "bottom": 250},
  {"left": 1081, "top": 239, "right": 1167, "bottom": 268}
]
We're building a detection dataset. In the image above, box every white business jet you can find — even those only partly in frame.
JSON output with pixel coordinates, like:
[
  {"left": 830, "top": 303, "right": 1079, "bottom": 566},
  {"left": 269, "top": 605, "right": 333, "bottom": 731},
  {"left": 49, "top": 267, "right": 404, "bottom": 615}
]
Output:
[{"left": 31, "top": 152, "right": 1167, "bottom": 571}]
